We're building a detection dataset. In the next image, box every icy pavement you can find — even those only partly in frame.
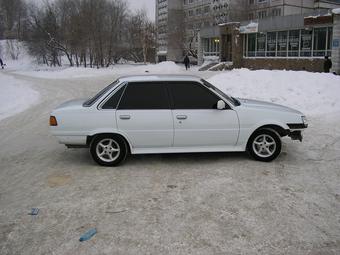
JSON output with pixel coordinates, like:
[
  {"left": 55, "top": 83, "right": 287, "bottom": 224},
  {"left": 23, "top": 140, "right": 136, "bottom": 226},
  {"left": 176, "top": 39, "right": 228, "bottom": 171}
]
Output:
[{"left": 0, "top": 70, "right": 339, "bottom": 254}]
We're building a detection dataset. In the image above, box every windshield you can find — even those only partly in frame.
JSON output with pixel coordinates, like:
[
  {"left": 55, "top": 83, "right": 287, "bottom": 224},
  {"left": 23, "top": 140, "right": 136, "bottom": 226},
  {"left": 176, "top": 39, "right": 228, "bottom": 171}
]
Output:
[
  {"left": 83, "top": 80, "right": 119, "bottom": 107},
  {"left": 201, "top": 79, "right": 239, "bottom": 106}
]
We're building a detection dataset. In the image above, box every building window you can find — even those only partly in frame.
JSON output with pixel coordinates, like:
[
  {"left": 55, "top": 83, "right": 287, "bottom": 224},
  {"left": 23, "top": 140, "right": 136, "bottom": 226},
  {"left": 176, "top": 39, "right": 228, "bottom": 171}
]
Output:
[
  {"left": 247, "top": 33, "right": 256, "bottom": 57},
  {"left": 256, "top": 33, "right": 266, "bottom": 57},
  {"left": 243, "top": 27, "right": 332, "bottom": 58},
  {"left": 288, "top": 30, "right": 300, "bottom": 57},
  {"left": 272, "top": 8, "right": 281, "bottom": 17},
  {"left": 204, "top": 6, "right": 210, "bottom": 13},
  {"left": 266, "top": 32, "right": 276, "bottom": 57},
  {"left": 277, "top": 31, "right": 288, "bottom": 57},
  {"left": 327, "top": 27, "right": 333, "bottom": 57},
  {"left": 313, "top": 27, "right": 327, "bottom": 57},
  {"left": 300, "top": 29, "right": 312, "bottom": 57},
  {"left": 248, "top": 12, "right": 254, "bottom": 20},
  {"left": 203, "top": 38, "right": 220, "bottom": 57},
  {"left": 258, "top": 10, "right": 267, "bottom": 19}
]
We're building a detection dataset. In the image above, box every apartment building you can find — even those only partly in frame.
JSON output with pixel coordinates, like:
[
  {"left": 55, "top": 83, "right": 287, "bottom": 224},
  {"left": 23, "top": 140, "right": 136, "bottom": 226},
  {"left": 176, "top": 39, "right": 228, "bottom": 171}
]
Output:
[
  {"left": 155, "top": 0, "right": 247, "bottom": 62},
  {"left": 156, "top": 0, "right": 340, "bottom": 67},
  {"left": 248, "top": 0, "right": 340, "bottom": 20},
  {"left": 197, "top": 0, "right": 340, "bottom": 73}
]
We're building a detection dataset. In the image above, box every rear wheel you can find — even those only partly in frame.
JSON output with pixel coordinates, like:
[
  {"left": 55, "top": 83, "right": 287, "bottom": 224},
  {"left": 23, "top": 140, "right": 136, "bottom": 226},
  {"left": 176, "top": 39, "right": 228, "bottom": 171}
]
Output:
[
  {"left": 247, "top": 129, "right": 282, "bottom": 162},
  {"left": 90, "top": 135, "right": 128, "bottom": 166}
]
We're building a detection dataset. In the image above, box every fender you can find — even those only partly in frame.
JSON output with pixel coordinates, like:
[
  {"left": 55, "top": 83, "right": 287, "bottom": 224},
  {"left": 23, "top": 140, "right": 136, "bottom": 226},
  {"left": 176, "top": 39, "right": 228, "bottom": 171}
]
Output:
[
  {"left": 237, "top": 120, "right": 289, "bottom": 150},
  {"left": 88, "top": 128, "right": 133, "bottom": 152}
]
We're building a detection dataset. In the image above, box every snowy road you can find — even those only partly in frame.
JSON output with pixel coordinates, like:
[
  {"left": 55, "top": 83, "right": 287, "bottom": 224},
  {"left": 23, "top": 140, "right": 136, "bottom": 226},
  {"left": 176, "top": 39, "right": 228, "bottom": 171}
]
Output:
[{"left": 0, "top": 69, "right": 340, "bottom": 255}]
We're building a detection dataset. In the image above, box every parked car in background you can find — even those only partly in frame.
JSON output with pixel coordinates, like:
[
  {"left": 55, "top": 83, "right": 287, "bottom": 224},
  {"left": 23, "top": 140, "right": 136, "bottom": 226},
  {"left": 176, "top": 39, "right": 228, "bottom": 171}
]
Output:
[{"left": 50, "top": 75, "right": 308, "bottom": 166}]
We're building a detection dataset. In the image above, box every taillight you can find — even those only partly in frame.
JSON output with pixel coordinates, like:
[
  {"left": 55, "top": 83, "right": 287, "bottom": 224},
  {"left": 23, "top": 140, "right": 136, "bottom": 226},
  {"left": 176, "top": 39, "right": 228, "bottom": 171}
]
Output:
[{"left": 50, "top": 116, "right": 58, "bottom": 126}]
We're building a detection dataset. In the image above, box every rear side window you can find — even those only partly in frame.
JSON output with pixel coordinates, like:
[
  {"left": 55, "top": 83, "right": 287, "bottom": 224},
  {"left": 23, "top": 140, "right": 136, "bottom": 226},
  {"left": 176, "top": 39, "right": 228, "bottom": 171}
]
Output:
[
  {"left": 102, "top": 85, "right": 125, "bottom": 109},
  {"left": 118, "top": 82, "right": 169, "bottom": 110},
  {"left": 168, "top": 82, "right": 220, "bottom": 109}
]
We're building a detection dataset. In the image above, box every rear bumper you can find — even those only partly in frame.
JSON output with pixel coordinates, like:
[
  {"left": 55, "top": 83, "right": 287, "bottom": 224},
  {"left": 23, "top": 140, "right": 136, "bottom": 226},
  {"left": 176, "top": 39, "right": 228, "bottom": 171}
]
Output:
[{"left": 54, "top": 135, "right": 87, "bottom": 146}]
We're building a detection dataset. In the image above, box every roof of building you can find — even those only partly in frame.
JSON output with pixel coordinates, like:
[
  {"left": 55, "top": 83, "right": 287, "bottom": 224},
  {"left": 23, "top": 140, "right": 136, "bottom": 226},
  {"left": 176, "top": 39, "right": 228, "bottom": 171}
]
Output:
[{"left": 118, "top": 75, "right": 202, "bottom": 83}]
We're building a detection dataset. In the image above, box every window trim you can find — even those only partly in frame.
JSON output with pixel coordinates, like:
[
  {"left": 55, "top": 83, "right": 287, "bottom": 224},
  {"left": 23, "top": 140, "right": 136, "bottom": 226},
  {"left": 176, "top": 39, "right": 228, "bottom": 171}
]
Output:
[
  {"left": 84, "top": 80, "right": 120, "bottom": 107},
  {"left": 117, "top": 81, "right": 171, "bottom": 110},
  {"left": 98, "top": 82, "right": 127, "bottom": 110}
]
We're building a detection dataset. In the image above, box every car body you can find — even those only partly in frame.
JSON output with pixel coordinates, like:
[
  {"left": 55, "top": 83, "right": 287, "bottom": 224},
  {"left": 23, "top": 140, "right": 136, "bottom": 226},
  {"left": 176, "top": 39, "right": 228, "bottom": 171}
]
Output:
[{"left": 50, "top": 75, "right": 308, "bottom": 166}]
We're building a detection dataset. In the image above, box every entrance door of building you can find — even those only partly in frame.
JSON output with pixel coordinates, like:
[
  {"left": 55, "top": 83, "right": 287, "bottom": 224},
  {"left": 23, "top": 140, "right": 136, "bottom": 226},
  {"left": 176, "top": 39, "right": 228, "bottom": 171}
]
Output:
[{"left": 223, "top": 34, "right": 232, "bottom": 62}]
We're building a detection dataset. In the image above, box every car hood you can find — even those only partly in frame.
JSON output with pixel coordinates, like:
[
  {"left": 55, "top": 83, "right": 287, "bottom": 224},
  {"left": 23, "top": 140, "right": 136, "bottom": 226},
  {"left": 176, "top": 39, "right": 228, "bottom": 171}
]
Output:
[
  {"left": 237, "top": 98, "right": 303, "bottom": 115},
  {"left": 55, "top": 98, "right": 86, "bottom": 110}
]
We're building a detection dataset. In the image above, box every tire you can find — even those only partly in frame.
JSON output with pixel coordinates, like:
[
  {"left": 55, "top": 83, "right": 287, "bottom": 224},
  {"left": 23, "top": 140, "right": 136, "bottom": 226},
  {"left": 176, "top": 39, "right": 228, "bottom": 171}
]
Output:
[
  {"left": 247, "top": 129, "right": 282, "bottom": 162},
  {"left": 90, "top": 134, "right": 128, "bottom": 166}
]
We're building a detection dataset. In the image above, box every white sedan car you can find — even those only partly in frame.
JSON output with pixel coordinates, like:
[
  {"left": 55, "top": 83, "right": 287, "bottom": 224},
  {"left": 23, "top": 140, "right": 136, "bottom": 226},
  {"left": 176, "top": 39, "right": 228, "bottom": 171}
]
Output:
[{"left": 50, "top": 75, "right": 308, "bottom": 166}]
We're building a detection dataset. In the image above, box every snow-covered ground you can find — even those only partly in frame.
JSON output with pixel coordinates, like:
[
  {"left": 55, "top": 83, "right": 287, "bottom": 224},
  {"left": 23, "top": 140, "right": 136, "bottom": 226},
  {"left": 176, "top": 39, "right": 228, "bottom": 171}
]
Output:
[
  {"left": 208, "top": 69, "right": 340, "bottom": 117},
  {"left": 15, "top": 61, "right": 188, "bottom": 79},
  {"left": 0, "top": 72, "right": 40, "bottom": 121}
]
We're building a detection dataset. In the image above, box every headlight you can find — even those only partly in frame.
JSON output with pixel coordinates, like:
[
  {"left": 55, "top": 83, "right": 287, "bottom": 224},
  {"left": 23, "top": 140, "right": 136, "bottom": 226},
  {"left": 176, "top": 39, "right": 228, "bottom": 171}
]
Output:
[{"left": 301, "top": 116, "right": 308, "bottom": 125}]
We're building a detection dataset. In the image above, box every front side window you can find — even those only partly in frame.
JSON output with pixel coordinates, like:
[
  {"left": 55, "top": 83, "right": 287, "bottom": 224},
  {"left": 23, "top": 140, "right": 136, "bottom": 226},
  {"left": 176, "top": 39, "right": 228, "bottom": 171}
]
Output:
[
  {"left": 118, "top": 82, "right": 169, "bottom": 110},
  {"left": 168, "top": 82, "right": 220, "bottom": 109}
]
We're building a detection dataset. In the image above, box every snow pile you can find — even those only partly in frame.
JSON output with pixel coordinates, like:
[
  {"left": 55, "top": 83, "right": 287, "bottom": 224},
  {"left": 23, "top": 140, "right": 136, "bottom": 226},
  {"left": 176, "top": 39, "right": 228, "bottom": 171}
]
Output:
[
  {"left": 138, "top": 61, "right": 183, "bottom": 73},
  {"left": 16, "top": 61, "right": 185, "bottom": 79},
  {"left": 208, "top": 69, "right": 340, "bottom": 116},
  {"left": 0, "top": 40, "right": 36, "bottom": 70},
  {"left": 332, "top": 8, "right": 340, "bottom": 14},
  {"left": 0, "top": 73, "right": 40, "bottom": 121}
]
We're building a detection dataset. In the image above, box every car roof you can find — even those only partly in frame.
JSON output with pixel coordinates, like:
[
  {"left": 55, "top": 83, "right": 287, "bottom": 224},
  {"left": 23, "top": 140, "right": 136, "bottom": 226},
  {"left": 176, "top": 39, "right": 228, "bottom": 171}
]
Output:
[{"left": 118, "top": 75, "right": 202, "bottom": 83}]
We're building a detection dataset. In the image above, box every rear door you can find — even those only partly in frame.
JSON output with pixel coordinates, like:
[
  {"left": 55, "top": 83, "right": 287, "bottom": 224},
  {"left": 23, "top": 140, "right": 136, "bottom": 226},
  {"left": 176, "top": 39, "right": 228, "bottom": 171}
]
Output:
[
  {"left": 116, "top": 82, "right": 173, "bottom": 148},
  {"left": 167, "top": 81, "right": 239, "bottom": 147}
]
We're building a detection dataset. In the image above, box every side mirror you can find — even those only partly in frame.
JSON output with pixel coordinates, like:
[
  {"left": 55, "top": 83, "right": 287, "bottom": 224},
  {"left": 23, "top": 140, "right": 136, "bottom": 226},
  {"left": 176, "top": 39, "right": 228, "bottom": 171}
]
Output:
[{"left": 217, "top": 100, "right": 226, "bottom": 110}]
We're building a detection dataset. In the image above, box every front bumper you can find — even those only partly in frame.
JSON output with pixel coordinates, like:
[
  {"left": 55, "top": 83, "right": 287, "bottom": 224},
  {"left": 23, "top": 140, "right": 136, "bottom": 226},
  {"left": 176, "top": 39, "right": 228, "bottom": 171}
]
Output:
[
  {"left": 288, "top": 130, "right": 303, "bottom": 142},
  {"left": 286, "top": 123, "right": 308, "bottom": 142}
]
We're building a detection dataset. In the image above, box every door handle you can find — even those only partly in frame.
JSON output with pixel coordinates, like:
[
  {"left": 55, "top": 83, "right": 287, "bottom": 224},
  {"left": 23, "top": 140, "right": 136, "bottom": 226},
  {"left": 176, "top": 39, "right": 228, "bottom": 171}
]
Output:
[
  {"left": 119, "top": 115, "right": 131, "bottom": 120},
  {"left": 176, "top": 115, "right": 188, "bottom": 120}
]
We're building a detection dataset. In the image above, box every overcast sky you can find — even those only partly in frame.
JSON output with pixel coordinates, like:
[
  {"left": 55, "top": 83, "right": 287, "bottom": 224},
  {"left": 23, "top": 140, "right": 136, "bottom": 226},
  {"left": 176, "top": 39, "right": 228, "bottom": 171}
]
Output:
[{"left": 128, "top": 0, "right": 155, "bottom": 20}]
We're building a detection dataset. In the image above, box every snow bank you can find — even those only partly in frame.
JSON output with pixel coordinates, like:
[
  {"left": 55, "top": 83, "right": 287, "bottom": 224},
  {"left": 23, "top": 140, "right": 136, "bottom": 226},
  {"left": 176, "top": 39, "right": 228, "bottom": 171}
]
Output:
[
  {"left": 332, "top": 8, "right": 340, "bottom": 14},
  {"left": 208, "top": 69, "right": 340, "bottom": 116},
  {"left": 0, "top": 73, "right": 40, "bottom": 122},
  {"left": 16, "top": 61, "right": 184, "bottom": 79},
  {"left": 0, "top": 40, "right": 36, "bottom": 70}
]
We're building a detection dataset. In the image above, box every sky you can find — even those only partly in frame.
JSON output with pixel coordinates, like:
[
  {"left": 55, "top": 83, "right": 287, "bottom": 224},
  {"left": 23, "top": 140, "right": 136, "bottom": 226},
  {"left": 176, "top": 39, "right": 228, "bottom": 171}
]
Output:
[{"left": 127, "top": 0, "right": 155, "bottom": 20}]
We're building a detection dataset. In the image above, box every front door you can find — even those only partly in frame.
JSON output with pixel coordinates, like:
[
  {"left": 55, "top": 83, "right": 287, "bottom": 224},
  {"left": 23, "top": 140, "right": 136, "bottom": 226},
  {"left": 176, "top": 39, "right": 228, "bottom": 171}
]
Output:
[
  {"left": 167, "top": 82, "right": 239, "bottom": 147},
  {"left": 116, "top": 82, "right": 173, "bottom": 148}
]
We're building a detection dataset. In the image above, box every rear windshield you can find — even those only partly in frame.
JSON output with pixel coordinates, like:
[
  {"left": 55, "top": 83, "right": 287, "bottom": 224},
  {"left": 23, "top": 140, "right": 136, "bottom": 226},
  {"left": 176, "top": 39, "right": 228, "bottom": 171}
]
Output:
[{"left": 83, "top": 80, "right": 119, "bottom": 107}]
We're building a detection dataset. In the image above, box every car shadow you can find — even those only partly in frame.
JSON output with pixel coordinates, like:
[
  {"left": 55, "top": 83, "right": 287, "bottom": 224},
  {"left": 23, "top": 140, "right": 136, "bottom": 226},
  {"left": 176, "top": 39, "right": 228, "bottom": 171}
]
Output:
[{"left": 58, "top": 149, "right": 250, "bottom": 168}]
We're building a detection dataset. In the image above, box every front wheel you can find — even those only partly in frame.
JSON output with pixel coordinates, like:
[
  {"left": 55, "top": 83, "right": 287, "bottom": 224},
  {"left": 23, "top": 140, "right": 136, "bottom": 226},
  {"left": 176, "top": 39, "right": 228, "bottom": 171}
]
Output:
[
  {"left": 90, "top": 135, "right": 128, "bottom": 166},
  {"left": 247, "top": 129, "right": 282, "bottom": 162}
]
